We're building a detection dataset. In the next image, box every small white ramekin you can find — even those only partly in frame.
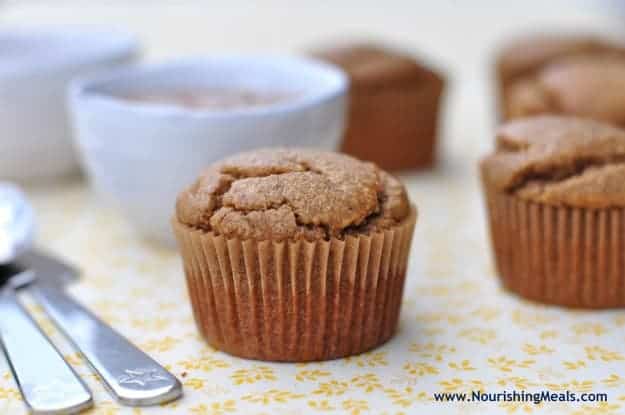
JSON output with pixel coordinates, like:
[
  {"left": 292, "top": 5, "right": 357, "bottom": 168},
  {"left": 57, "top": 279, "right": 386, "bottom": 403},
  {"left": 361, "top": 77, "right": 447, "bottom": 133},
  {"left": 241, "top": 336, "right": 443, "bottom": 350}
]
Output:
[
  {"left": 0, "top": 27, "right": 139, "bottom": 181},
  {"left": 69, "top": 56, "right": 348, "bottom": 245}
]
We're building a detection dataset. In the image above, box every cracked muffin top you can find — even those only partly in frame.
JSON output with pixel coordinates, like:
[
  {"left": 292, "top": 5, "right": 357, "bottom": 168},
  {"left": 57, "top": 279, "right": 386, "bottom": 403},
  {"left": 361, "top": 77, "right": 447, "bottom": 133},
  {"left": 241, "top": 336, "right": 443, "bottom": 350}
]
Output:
[
  {"left": 506, "top": 55, "right": 625, "bottom": 123},
  {"left": 481, "top": 116, "right": 625, "bottom": 208},
  {"left": 497, "top": 34, "right": 607, "bottom": 82},
  {"left": 176, "top": 148, "right": 412, "bottom": 240}
]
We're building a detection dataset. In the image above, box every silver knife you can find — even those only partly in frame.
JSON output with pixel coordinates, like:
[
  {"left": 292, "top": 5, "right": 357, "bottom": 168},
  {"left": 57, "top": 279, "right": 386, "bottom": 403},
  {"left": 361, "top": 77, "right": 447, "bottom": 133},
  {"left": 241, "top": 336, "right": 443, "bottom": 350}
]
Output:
[{"left": 16, "top": 251, "right": 183, "bottom": 406}]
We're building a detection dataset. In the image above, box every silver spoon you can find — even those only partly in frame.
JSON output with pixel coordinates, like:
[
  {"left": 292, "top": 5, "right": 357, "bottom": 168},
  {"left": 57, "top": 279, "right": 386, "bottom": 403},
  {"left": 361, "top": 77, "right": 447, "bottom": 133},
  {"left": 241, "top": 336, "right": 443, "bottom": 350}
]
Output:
[
  {"left": 0, "top": 183, "right": 93, "bottom": 414},
  {"left": 3, "top": 184, "right": 182, "bottom": 406},
  {"left": 17, "top": 251, "right": 183, "bottom": 406}
]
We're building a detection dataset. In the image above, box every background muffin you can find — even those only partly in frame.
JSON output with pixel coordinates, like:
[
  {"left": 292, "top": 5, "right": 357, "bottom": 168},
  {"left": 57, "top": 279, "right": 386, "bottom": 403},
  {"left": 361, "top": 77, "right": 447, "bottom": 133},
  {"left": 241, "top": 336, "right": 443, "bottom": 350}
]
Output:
[
  {"left": 313, "top": 43, "right": 445, "bottom": 171},
  {"left": 173, "top": 148, "right": 417, "bottom": 361},
  {"left": 481, "top": 115, "right": 625, "bottom": 308},
  {"left": 495, "top": 34, "right": 625, "bottom": 122}
]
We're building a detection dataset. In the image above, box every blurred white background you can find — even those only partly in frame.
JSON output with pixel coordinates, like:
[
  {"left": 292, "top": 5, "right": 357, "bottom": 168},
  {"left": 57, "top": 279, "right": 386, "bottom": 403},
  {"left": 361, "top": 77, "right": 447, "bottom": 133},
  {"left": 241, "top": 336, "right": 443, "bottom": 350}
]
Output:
[
  {"left": 2, "top": 0, "right": 624, "bottom": 160},
  {"left": 2, "top": 1, "right": 624, "bottom": 73}
]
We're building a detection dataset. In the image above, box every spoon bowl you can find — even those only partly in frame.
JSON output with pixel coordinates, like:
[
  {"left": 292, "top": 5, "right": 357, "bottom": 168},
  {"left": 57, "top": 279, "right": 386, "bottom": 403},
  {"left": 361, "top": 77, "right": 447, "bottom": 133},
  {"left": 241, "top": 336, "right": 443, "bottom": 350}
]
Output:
[{"left": 0, "top": 183, "right": 34, "bottom": 265}]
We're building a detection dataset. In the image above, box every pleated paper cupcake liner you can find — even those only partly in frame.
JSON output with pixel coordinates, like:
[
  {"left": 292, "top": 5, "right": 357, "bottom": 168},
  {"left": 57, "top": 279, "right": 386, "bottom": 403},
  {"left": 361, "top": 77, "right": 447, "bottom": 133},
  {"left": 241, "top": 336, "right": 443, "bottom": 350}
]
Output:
[
  {"left": 172, "top": 208, "right": 417, "bottom": 362},
  {"left": 342, "top": 82, "right": 443, "bottom": 171},
  {"left": 485, "top": 190, "right": 625, "bottom": 308}
]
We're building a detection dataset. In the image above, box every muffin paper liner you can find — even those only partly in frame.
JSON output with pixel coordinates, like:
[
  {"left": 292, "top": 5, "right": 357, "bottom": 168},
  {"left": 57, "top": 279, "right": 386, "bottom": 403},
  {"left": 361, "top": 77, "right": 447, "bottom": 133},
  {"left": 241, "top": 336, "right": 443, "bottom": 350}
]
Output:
[
  {"left": 485, "top": 190, "right": 625, "bottom": 308},
  {"left": 342, "top": 81, "right": 443, "bottom": 171},
  {"left": 172, "top": 208, "right": 417, "bottom": 362}
]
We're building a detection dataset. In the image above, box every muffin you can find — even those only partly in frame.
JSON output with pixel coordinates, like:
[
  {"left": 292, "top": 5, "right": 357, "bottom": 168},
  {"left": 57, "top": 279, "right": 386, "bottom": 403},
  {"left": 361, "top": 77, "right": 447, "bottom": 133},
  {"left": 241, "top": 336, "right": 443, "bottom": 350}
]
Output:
[
  {"left": 481, "top": 115, "right": 625, "bottom": 308},
  {"left": 172, "top": 148, "right": 417, "bottom": 361},
  {"left": 495, "top": 34, "right": 625, "bottom": 122},
  {"left": 313, "top": 43, "right": 444, "bottom": 171}
]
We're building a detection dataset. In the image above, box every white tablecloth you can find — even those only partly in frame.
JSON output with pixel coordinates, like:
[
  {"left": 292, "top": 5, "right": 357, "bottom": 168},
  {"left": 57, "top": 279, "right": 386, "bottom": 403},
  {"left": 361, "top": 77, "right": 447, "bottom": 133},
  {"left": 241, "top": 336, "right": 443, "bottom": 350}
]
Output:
[{"left": 2, "top": 2, "right": 625, "bottom": 414}]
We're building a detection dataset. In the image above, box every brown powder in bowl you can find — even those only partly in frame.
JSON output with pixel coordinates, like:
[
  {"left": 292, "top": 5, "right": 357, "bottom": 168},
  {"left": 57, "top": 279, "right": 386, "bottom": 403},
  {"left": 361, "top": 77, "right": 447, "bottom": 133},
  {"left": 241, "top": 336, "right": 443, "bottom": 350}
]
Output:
[{"left": 123, "top": 88, "right": 297, "bottom": 111}]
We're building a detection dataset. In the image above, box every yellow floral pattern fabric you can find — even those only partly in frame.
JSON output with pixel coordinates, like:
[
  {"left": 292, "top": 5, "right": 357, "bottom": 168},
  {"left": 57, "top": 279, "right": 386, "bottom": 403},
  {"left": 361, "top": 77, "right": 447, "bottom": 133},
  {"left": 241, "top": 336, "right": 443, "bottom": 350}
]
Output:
[{"left": 1, "top": 174, "right": 625, "bottom": 415}]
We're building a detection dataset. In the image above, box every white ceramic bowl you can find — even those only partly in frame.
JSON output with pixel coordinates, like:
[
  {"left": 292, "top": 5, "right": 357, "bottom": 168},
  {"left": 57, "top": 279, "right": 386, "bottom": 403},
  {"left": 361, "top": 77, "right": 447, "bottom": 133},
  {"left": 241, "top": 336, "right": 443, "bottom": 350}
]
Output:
[
  {"left": 0, "top": 28, "right": 139, "bottom": 181},
  {"left": 69, "top": 56, "right": 348, "bottom": 245}
]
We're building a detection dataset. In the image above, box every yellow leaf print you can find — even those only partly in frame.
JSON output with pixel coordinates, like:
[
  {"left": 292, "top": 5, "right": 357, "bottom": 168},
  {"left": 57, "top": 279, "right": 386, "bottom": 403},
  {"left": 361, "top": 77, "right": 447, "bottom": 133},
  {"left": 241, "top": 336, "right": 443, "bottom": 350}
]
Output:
[
  {"left": 522, "top": 343, "right": 554, "bottom": 356},
  {"left": 351, "top": 373, "right": 382, "bottom": 392},
  {"left": 0, "top": 387, "right": 20, "bottom": 400},
  {"left": 571, "top": 402, "right": 621, "bottom": 415},
  {"left": 539, "top": 330, "right": 558, "bottom": 340},
  {"left": 457, "top": 280, "right": 481, "bottom": 293},
  {"left": 497, "top": 376, "right": 538, "bottom": 390},
  {"left": 448, "top": 360, "right": 475, "bottom": 371},
  {"left": 488, "top": 356, "right": 515, "bottom": 372},
  {"left": 140, "top": 336, "right": 180, "bottom": 353},
  {"left": 416, "top": 312, "right": 463, "bottom": 325},
  {"left": 423, "top": 327, "right": 445, "bottom": 336},
  {"left": 230, "top": 366, "right": 276, "bottom": 385},
  {"left": 190, "top": 400, "right": 236, "bottom": 415},
  {"left": 30, "top": 314, "right": 57, "bottom": 337},
  {"left": 563, "top": 360, "right": 587, "bottom": 370},
  {"left": 545, "top": 380, "right": 594, "bottom": 392},
  {"left": 424, "top": 256, "right": 453, "bottom": 279},
  {"left": 418, "top": 283, "right": 453, "bottom": 296},
  {"left": 344, "top": 351, "right": 388, "bottom": 367},
  {"left": 63, "top": 352, "right": 85, "bottom": 366},
  {"left": 159, "top": 399, "right": 180, "bottom": 409},
  {"left": 572, "top": 322, "right": 607, "bottom": 336},
  {"left": 313, "top": 380, "right": 349, "bottom": 396},
  {"left": 420, "top": 281, "right": 480, "bottom": 297},
  {"left": 408, "top": 342, "right": 456, "bottom": 361},
  {"left": 471, "top": 306, "right": 501, "bottom": 321},
  {"left": 499, "top": 401, "right": 543, "bottom": 414},
  {"left": 24, "top": 302, "right": 44, "bottom": 316},
  {"left": 342, "top": 399, "right": 369, "bottom": 415},
  {"left": 308, "top": 400, "right": 335, "bottom": 411},
  {"left": 131, "top": 317, "right": 171, "bottom": 331},
  {"left": 458, "top": 327, "right": 496, "bottom": 344},
  {"left": 403, "top": 362, "right": 439, "bottom": 376},
  {"left": 384, "top": 387, "right": 430, "bottom": 407},
  {"left": 487, "top": 356, "right": 535, "bottom": 372},
  {"left": 438, "top": 378, "right": 485, "bottom": 393},
  {"left": 585, "top": 346, "right": 624, "bottom": 362},
  {"left": 84, "top": 373, "right": 103, "bottom": 383},
  {"left": 602, "top": 374, "right": 625, "bottom": 388},
  {"left": 184, "top": 378, "right": 205, "bottom": 390},
  {"left": 242, "top": 389, "right": 304, "bottom": 404},
  {"left": 511, "top": 308, "right": 554, "bottom": 327},
  {"left": 177, "top": 355, "right": 230, "bottom": 372},
  {"left": 295, "top": 369, "right": 331, "bottom": 382}
]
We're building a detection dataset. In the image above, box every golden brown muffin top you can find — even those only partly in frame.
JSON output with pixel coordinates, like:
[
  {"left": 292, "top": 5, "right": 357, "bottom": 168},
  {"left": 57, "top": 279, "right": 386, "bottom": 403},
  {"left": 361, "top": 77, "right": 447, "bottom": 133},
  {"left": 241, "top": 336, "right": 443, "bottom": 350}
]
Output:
[
  {"left": 481, "top": 116, "right": 625, "bottom": 208},
  {"left": 506, "top": 55, "right": 625, "bottom": 124},
  {"left": 313, "top": 43, "right": 440, "bottom": 89},
  {"left": 497, "top": 34, "right": 607, "bottom": 81},
  {"left": 176, "top": 148, "right": 411, "bottom": 240}
]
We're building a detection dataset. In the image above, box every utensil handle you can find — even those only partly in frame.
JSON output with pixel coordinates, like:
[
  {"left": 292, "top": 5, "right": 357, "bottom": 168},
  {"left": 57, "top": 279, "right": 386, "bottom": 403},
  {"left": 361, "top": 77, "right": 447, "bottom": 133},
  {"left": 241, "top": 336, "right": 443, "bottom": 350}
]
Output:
[
  {"left": 0, "top": 289, "right": 92, "bottom": 415},
  {"left": 31, "top": 284, "right": 182, "bottom": 406}
]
